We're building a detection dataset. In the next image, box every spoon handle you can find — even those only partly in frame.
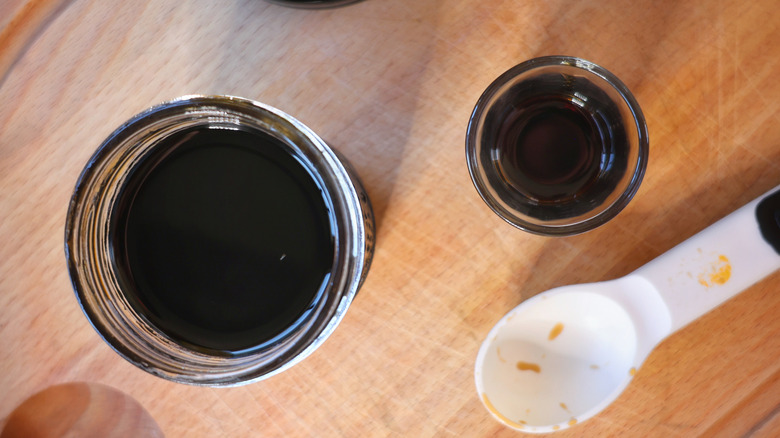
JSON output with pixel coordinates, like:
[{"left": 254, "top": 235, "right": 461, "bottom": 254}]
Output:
[{"left": 632, "top": 186, "right": 780, "bottom": 333}]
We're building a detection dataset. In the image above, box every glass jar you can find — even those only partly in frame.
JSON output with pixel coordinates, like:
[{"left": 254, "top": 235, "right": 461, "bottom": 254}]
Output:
[{"left": 65, "top": 95, "right": 374, "bottom": 386}]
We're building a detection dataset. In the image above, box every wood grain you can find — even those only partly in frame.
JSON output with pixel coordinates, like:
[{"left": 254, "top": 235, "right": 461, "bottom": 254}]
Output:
[
  {"left": 0, "top": 0, "right": 71, "bottom": 85},
  {"left": 0, "top": 382, "right": 163, "bottom": 438},
  {"left": 1, "top": 0, "right": 778, "bottom": 436}
]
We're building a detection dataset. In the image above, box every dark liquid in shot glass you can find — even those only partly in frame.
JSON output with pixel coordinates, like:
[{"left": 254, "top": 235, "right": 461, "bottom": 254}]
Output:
[
  {"left": 485, "top": 75, "right": 629, "bottom": 217},
  {"left": 111, "top": 127, "right": 334, "bottom": 355}
]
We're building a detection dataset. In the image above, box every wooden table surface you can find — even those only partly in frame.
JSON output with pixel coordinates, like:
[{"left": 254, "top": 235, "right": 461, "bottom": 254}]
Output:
[{"left": 1, "top": 0, "right": 779, "bottom": 436}]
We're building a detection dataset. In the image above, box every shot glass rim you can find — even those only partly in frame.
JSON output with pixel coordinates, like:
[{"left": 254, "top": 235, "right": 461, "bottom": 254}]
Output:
[{"left": 465, "top": 55, "right": 649, "bottom": 236}]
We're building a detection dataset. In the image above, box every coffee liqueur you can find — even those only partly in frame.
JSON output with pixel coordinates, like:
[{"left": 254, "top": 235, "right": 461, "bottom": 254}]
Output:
[
  {"left": 112, "top": 126, "right": 334, "bottom": 354},
  {"left": 483, "top": 74, "right": 629, "bottom": 218}
]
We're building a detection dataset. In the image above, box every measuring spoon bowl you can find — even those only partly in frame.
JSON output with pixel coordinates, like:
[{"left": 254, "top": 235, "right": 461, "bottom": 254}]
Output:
[{"left": 476, "top": 186, "right": 780, "bottom": 433}]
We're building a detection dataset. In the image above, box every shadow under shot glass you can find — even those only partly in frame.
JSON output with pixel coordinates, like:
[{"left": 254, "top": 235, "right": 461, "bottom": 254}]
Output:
[
  {"left": 65, "top": 95, "right": 374, "bottom": 386},
  {"left": 466, "top": 56, "right": 649, "bottom": 236},
  {"left": 264, "top": 0, "right": 365, "bottom": 8}
]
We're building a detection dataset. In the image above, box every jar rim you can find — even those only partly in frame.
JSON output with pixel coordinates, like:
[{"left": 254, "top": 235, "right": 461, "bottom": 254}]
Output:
[{"left": 65, "top": 95, "right": 372, "bottom": 386}]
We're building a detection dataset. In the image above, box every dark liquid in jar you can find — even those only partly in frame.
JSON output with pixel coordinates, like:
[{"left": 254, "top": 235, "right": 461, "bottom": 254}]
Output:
[
  {"left": 111, "top": 127, "right": 334, "bottom": 355},
  {"left": 484, "top": 75, "right": 629, "bottom": 217}
]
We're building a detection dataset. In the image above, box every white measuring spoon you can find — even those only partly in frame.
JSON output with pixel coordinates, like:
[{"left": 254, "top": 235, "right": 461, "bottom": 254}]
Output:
[{"left": 475, "top": 185, "right": 780, "bottom": 433}]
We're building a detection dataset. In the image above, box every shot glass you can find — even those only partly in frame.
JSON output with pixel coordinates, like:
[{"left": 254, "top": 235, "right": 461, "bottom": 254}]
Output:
[
  {"left": 466, "top": 56, "right": 649, "bottom": 236},
  {"left": 66, "top": 95, "right": 374, "bottom": 386}
]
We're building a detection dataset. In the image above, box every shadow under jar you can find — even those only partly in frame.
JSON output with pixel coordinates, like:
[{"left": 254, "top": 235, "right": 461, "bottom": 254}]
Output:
[
  {"left": 466, "top": 56, "right": 649, "bottom": 236},
  {"left": 65, "top": 95, "right": 374, "bottom": 386}
]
